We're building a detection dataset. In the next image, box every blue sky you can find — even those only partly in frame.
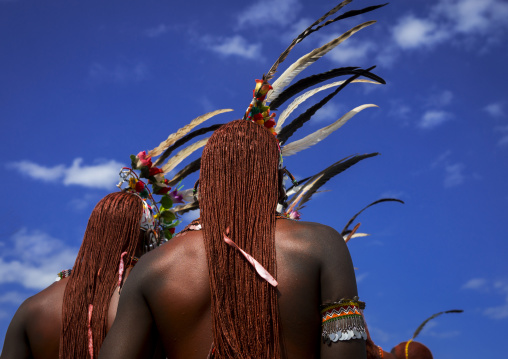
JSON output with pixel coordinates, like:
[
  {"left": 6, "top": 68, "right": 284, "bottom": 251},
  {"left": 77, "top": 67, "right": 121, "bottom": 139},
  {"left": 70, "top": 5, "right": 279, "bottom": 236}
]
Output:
[{"left": 1, "top": 0, "right": 507, "bottom": 357}]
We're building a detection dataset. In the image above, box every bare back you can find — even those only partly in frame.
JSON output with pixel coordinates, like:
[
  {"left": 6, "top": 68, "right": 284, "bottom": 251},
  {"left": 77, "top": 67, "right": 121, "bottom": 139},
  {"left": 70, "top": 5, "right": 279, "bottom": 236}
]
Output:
[
  {"left": 1, "top": 272, "right": 130, "bottom": 359},
  {"left": 100, "top": 219, "right": 366, "bottom": 359}
]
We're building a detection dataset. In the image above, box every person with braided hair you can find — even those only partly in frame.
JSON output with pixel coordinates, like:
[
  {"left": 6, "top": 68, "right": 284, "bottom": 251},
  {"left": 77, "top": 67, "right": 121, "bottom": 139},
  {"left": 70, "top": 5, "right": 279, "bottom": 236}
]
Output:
[
  {"left": 1, "top": 192, "right": 163, "bottom": 359},
  {"left": 99, "top": 120, "right": 366, "bottom": 358}
]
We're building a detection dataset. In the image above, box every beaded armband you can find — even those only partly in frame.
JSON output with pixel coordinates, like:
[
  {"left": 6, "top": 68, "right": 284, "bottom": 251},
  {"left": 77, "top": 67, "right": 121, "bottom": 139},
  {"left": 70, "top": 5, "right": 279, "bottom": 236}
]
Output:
[
  {"left": 55, "top": 269, "right": 72, "bottom": 281},
  {"left": 321, "top": 297, "right": 367, "bottom": 343}
]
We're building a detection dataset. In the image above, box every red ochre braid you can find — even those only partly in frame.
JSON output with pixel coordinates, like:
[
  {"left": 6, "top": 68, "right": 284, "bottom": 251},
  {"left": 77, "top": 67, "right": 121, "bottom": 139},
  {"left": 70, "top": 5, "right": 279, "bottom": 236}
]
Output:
[
  {"left": 60, "top": 192, "right": 143, "bottom": 358},
  {"left": 200, "top": 120, "right": 281, "bottom": 359}
]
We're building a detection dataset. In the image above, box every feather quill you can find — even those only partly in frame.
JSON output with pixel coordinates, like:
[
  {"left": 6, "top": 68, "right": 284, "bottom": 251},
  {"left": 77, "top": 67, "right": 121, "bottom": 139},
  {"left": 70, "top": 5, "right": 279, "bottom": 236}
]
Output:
[
  {"left": 281, "top": 104, "right": 378, "bottom": 157},
  {"left": 270, "top": 67, "right": 384, "bottom": 111},
  {"left": 287, "top": 153, "right": 379, "bottom": 211},
  {"left": 276, "top": 79, "right": 379, "bottom": 131},
  {"left": 344, "top": 223, "right": 361, "bottom": 243},
  {"left": 161, "top": 138, "right": 209, "bottom": 174},
  {"left": 412, "top": 310, "right": 464, "bottom": 340},
  {"left": 341, "top": 198, "right": 405, "bottom": 236},
  {"left": 148, "top": 109, "right": 232, "bottom": 158},
  {"left": 167, "top": 157, "right": 201, "bottom": 187},
  {"left": 266, "top": 21, "right": 376, "bottom": 103},
  {"left": 153, "top": 124, "right": 223, "bottom": 167}
]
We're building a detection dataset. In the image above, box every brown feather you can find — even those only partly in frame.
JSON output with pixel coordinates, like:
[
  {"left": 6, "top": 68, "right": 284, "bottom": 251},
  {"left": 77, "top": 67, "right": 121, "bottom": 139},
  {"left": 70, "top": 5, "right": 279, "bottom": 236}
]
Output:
[
  {"left": 412, "top": 310, "right": 464, "bottom": 340},
  {"left": 167, "top": 157, "right": 201, "bottom": 187}
]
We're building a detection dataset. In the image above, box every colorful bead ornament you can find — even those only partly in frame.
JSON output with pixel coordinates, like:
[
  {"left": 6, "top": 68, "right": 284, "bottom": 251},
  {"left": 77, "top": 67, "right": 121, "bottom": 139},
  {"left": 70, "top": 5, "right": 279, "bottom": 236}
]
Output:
[
  {"left": 55, "top": 269, "right": 72, "bottom": 281},
  {"left": 244, "top": 79, "right": 278, "bottom": 136},
  {"left": 321, "top": 297, "right": 367, "bottom": 343}
]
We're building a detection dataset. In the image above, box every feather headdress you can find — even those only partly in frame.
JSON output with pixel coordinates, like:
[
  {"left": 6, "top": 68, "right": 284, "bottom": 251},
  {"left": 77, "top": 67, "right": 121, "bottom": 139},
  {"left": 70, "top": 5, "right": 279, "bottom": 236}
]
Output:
[
  {"left": 117, "top": 109, "right": 232, "bottom": 240},
  {"left": 122, "top": 1, "right": 394, "bottom": 238},
  {"left": 254, "top": 1, "right": 390, "bottom": 221}
]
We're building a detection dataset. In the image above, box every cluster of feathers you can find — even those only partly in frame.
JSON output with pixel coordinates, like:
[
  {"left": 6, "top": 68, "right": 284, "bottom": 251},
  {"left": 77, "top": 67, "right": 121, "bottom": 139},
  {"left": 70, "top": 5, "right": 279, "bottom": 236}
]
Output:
[
  {"left": 133, "top": 1, "right": 464, "bottom": 357},
  {"left": 140, "top": 0, "right": 401, "bottom": 240}
]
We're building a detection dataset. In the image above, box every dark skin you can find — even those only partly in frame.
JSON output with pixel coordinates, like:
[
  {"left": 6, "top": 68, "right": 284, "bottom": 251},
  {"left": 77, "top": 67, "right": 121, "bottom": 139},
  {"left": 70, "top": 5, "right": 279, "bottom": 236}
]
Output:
[
  {"left": 99, "top": 219, "right": 366, "bottom": 359},
  {"left": 0, "top": 232, "right": 159, "bottom": 359},
  {"left": 0, "top": 270, "right": 133, "bottom": 359}
]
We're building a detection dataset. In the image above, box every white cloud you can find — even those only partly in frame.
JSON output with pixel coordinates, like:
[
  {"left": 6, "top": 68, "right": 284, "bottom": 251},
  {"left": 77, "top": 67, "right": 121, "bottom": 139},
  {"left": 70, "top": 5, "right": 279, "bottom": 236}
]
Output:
[
  {"left": 462, "top": 278, "right": 488, "bottom": 290},
  {"left": 367, "top": 325, "right": 395, "bottom": 343},
  {"left": 426, "top": 90, "right": 454, "bottom": 108},
  {"left": 8, "top": 158, "right": 124, "bottom": 190},
  {"left": 429, "top": 152, "right": 467, "bottom": 188},
  {"left": 420, "top": 320, "right": 461, "bottom": 338},
  {"left": 0, "top": 291, "right": 27, "bottom": 305},
  {"left": 207, "top": 35, "right": 262, "bottom": 59},
  {"left": 392, "top": 0, "right": 508, "bottom": 51},
  {"left": 279, "top": 17, "right": 313, "bottom": 43},
  {"left": 64, "top": 158, "right": 123, "bottom": 189},
  {"left": 355, "top": 272, "right": 368, "bottom": 283},
  {"left": 388, "top": 100, "right": 412, "bottom": 123},
  {"left": 496, "top": 125, "right": 508, "bottom": 147},
  {"left": 312, "top": 102, "right": 345, "bottom": 123},
  {"left": 484, "top": 302, "right": 508, "bottom": 319},
  {"left": 419, "top": 110, "right": 453, "bottom": 129},
  {"left": 466, "top": 279, "right": 508, "bottom": 320},
  {"left": 0, "top": 229, "right": 78, "bottom": 290},
  {"left": 145, "top": 24, "right": 170, "bottom": 38},
  {"left": 328, "top": 38, "right": 376, "bottom": 64},
  {"left": 379, "top": 190, "right": 406, "bottom": 200},
  {"left": 484, "top": 102, "right": 505, "bottom": 118},
  {"left": 6, "top": 161, "right": 66, "bottom": 182},
  {"left": 444, "top": 163, "right": 465, "bottom": 187},
  {"left": 89, "top": 62, "right": 148, "bottom": 84},
  {"left": 68, "top": 193, "right": 100, "bottom": 211},
  {"left": 431, "top": 150, "right": 452, "bottom": 168},
  {"left": 237, "top": 0, "right": 301, "bottom": 28},
  {"left": 434, "top": 0, "right": 508, "bottom": 35},
  {"left": 199, "top": 96, "right": 215, "bottom": 113},
  {"left": 392, "top": 15, "right": 448, "bottom": 49}
]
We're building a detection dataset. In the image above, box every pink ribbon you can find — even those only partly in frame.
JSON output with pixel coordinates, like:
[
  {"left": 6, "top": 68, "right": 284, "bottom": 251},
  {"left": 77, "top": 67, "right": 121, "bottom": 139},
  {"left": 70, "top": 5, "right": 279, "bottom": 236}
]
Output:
[
  {"left": 118, "top": 252, "right": 127, "bottom": 292},
  {"left": 87, "top": 304, "right": 94, "bottom": 359},
  {"left": 223, "top": 228, "right": 278, "bottom": 287}
]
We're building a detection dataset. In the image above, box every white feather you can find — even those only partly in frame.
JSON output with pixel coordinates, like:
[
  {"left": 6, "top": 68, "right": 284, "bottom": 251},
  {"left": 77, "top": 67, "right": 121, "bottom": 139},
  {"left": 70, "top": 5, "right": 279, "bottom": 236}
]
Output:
[
  {"left": 148, "top": 109, "right": 232, "bottom": 158},
  {"left": 351, "top": 233, "right": 370, "bottom": 239},
  {"left": 162, "top": 137, "right": 209, "bottom": 174},
  {"left": 342, "top": 233, "right": 370, "bottom": 241},
  {"left": 281, "top": 104, "right": 378, "bottom": 157},
  {"left": 275, "top": 79, "right": 379, "bottom": 132},
  {"left": 266, "top": 21, "right": 376, "bottom": 104}
]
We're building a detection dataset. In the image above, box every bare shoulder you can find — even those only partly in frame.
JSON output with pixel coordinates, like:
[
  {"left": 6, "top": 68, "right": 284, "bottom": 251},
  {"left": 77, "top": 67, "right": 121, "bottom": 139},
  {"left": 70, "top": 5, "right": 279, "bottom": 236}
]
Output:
[
  {"left": 276, "top": 219, "right": 347, "bottom": 258},
  {"left": 127, "top": 229, "right": 207, "bottom": 296},
  {"left": 276, "top": 219, "right": 357, "bottom": 302},
  {"left": 22, "top": 278, "right": 67, "bottom": 319},
  {"left": 1, "top": 279, "right": 66, "bottom": 359}
]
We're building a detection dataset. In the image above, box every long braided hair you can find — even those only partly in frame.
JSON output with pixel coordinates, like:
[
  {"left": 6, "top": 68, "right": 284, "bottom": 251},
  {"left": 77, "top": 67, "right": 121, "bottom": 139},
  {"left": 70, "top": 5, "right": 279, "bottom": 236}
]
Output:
[
  {"left": 200, "top": 120, "right": 281, "bottom": 358},
  {"left": 59, "top": 192, "right": 144, "bottom": 358}
]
